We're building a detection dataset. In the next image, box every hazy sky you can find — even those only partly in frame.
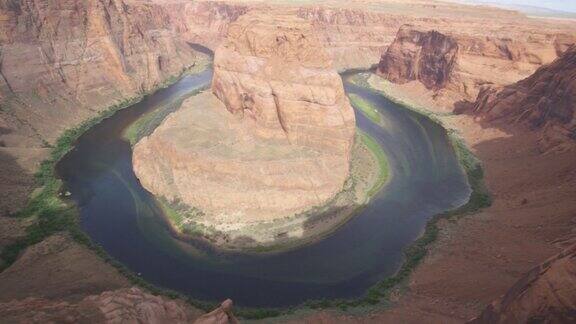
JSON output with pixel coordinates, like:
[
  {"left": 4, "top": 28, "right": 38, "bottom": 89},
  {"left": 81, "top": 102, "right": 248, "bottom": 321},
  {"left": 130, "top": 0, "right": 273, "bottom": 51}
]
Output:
[{"left": 465, "top": 0, "right": 576, "bottom": 13}]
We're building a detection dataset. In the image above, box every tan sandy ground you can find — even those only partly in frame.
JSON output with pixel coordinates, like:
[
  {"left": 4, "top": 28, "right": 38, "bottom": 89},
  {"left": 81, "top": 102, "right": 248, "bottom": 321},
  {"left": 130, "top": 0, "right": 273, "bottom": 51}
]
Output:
[{"left": 274, "top": 74, "right": 576, "bottom": 323}]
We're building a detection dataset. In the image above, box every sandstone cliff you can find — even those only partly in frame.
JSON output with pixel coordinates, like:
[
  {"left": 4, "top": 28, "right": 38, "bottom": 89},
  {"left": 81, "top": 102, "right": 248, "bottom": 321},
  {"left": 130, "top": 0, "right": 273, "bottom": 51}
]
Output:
[
  {"left": 378, "top": 25, "right": 459, "bottom": 90},
  {"left": 0, "top": 0, "right": 248, "bottom": 215},
  {"left": 162, "top": 0, "right": 249, "bottom": 50},
  {"left": 211, "top": 11, "right": 355, "bottom": 154},
  {"left": 0, "top": 0, "right": 201, "bottom": 144},
  {"left": 0, "top": 0, "right": 202, "bottom": 215},
  {"left": 470, "top": 244, "right": 576, "bottom": 324},
  {"left": 461, "top": 45, "right": 576, "bottom": 152},
  {"left": 0, "top": 287, "right": 239, "bottom": 323},
  {"left": 372, "top": 22, "right": 575, "bottom": 114},
  {"left": 133, "top": 11, "right": 355, "bottom": 247}
]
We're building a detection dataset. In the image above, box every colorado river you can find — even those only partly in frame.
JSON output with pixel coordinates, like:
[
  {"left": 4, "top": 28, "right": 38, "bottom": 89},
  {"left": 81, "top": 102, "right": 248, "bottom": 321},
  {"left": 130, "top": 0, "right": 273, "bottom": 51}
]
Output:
[{"left": 57, "top": 65, "right": 471, "bottom": 307}]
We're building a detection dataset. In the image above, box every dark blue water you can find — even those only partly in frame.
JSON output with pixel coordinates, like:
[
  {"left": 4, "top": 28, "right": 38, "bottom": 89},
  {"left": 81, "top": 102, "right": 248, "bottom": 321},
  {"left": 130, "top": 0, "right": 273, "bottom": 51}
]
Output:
[{"left": 57, "top": 68, "right": 470, "bottom": 307}]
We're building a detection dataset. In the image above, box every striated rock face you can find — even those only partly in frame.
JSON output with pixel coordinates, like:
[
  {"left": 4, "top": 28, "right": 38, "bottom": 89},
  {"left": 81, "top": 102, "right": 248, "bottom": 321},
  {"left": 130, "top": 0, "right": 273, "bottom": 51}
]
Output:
[
  {"left": 377, "top": 25, "right": 459, "bottom": 90},
  {"left": 0, "top": 0, "right": 201, "bottom": 144},
  {"left": 164, "top": 0, "right": 249, "bottom": 50},
  {"left": 296, "top": 6, "right": 397, "bottom": 70},
  {"left": 0, "top": 287, "right": 206, "bottom": 323},
  {"left": 133, "top": 93, "right": 353, "bottom": 224},
  {"left": 462, "top": 45, "right": 576, "bottom": 152},
  {"left": 0, "top": 0, "right": 210, "bottom": 214},
  {"left": 133, "top": 12, "right": 355, "bottom": 246},
  {"left": 470, "top": 244, "right": 576, "bottom": 324},
  {"left": 554, "top": 33, "right": 576, "bottom": 56},
  {"left": 211, "top": 11, "right": 355, "bottom": 154}
]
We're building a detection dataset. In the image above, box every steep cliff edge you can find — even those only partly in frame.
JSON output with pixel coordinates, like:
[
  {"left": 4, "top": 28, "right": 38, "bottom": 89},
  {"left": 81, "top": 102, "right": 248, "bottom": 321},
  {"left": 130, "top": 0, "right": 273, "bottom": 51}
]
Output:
[
  {"left": 133, "top": 12, "right": 358, "bottom": 248},
  {"left": 0, "top": 286, "right": 238, "bottom": 323},
  {"left": 0, "top": 0, "right": 200, "bottom": 144},
  {"left": 0, "top": 0, "right": 248, "bottom": 215},
  {"left": 377, "top": 25, "right": 459, "bottom": 90},
  {"left": 470, "top": 244, "right": 576, "bottom": 324},
  {"left": 211, "top": 11, "right": 355, "bottom": 154},
  {"left": 0, "top": 0, "right": 204, "bottom": 215},
  {"left": 460, "top": 45, "right": 576, "bottom": 152},
  {"left": 372, "top": 23, "right": 575, "bottom": 113}
]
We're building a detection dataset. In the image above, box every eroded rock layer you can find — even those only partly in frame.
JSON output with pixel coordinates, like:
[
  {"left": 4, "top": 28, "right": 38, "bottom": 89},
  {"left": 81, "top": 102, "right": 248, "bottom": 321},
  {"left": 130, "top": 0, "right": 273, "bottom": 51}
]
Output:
[
  {"left": 133, "top": 12, "right": 355, "bottom": 245},
  {"left": 134, "top": 92, "right": 352, "bottom": 224},
  {"left": 372, "top": 18, "right": 574, "bottom": 113},
  {"left": 462, "top": 45, "right": 576, "bottom": 152},
  {"left": 378, "top": 25, "right": 459, "bottom": 90},
  {"left": 470, "top": 244, "right": 576, "bottom": 324},
  {"left": 211, "top": 11, "right": 355, "bottom": 154}
]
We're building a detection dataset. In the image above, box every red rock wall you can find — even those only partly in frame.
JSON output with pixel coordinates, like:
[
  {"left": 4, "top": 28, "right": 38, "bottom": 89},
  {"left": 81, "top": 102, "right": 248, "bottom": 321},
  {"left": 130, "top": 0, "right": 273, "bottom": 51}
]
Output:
[
  {"left": 377, "top": 25, "right": 459, "bottom": 90},
  {"left": 464, "top": 46, "right": 576, "bottom": 152}
]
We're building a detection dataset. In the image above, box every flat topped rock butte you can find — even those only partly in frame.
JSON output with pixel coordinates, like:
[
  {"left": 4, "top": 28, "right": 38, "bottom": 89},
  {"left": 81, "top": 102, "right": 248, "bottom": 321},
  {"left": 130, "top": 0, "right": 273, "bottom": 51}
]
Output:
[{"left": 132, "top": 11, "right": 356, "bottom": 246}]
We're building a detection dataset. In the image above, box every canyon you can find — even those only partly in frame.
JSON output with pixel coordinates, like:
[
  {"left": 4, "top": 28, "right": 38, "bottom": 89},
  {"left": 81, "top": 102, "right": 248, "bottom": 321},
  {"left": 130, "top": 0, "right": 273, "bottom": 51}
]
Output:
[{"left": 0, "top": 0, "right": 575, "bottom": 322}]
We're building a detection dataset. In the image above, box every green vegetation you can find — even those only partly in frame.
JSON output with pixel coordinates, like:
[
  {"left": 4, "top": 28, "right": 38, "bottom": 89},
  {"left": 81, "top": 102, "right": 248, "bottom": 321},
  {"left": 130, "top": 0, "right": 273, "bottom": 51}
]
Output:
[
  {"left": 124, "top": 86, "right": 208, "bottom": 145},
  {"left": 0, "top": 95, "right": 142, "bottom": 270},
  {"left": 296, "top": 126, "right": 492, "bottom": 315},
  {"left": 358, "top": 130, "right": 390, "bottom": 197},
  {"left": 0, "top": 64, "right": 491, "bottom": 320},
  {"left": 0, "top": 67, "right": 233, "bottom": 316},
  {"left": 446, "top": 132, "right": 492, "bottom": 217},
  {"left": 349, "top": 93, "right": 382, "bottom": 124},
  {"left": 156, "top": 197, "right": 209, "bottom": 237}
]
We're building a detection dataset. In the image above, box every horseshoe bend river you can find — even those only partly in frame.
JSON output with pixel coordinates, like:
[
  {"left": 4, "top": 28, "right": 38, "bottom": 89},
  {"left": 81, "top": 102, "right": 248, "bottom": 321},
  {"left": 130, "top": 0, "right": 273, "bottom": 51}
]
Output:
[{"left": 56, "top": 66, "right": 471, "bottom": 308}]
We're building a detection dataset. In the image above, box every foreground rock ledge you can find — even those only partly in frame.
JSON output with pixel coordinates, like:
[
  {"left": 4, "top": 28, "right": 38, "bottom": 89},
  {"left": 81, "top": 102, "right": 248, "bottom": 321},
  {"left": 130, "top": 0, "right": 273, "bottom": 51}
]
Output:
[{"left": 133, "top": 12, "right": 357, "bottom": 248}]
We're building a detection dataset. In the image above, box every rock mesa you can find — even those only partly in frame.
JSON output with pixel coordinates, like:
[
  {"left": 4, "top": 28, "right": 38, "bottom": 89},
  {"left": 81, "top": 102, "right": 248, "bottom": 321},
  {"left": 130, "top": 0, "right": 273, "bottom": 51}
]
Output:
[
  {"left": 211, "top": 11, "right": 355, "bottom": 154},
  {"left": 133, "top": 12, "right": 355, "bottom": 246},
  {"left": 377, "top": 25, "right": 459, "bottom": 90}
]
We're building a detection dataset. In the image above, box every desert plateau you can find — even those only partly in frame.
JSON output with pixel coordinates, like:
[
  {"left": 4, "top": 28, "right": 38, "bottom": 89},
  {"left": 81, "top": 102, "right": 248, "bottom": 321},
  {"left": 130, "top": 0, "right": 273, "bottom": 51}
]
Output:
[{"left": 0, "top": 0, "right": 575, "bottom": 323}]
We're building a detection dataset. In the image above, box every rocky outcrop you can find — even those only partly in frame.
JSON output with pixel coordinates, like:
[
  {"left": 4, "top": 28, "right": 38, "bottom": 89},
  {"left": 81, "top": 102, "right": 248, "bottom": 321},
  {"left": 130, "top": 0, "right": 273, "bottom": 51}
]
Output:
[
  {"left": 165, "top": 1, "right": 249, "bottom": 50},
  {"left": 554, "top": 33, "right": 576, "bottom": 56},
  {"left": 461, "top": 45, "right": 576, "bottom": 152},
  {"left": 296, "top": 6, "right": 398, "bottom": 70},
  {"left": 470, "top": 244, "right": 576, "bottom": 324},
  {"left": 211, "top": 11, "right": 355, "bottom": 154},
  {"left": 372, "top": 21, "right": 575, "bottom": 114},
  {"left": 377, "top": 25, "right": 459, "bottom": 90},
  {"left": 0, "top": 287, "right": 209, "bottom": 323},
  {"left": 0, "top": 233, "right": 236, "bottom": 323},
  {"left": 0, "top": 0, "right": 202, "bottom": 144},
  {"left": 133, "top": 12, "right": 355, "bottom": 247},
  {"left": 194, "top": 299, "right": 238, "bottom": 324},
  {"left": 0, "top": 0, "right": 211, "bottom": 214}
]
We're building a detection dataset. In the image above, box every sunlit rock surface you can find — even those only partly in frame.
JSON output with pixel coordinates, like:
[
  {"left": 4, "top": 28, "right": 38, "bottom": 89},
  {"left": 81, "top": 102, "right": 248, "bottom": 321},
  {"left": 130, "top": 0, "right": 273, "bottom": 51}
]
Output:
[
  {"left": 461, "top": 45, "right": 576, "bottom": 152},
  {"left": 378, "top": 25, "right": 459, "bottom": 90},
  {"left": 133, "top": 12, "right": 355, "bottom": 247}
]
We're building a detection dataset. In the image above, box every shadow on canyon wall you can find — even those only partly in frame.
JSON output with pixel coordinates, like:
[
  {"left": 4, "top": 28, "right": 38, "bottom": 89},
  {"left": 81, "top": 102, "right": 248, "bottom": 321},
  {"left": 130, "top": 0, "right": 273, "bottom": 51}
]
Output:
[{"left": 448, "top": 98, "right": 576, "bottom": 322}]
